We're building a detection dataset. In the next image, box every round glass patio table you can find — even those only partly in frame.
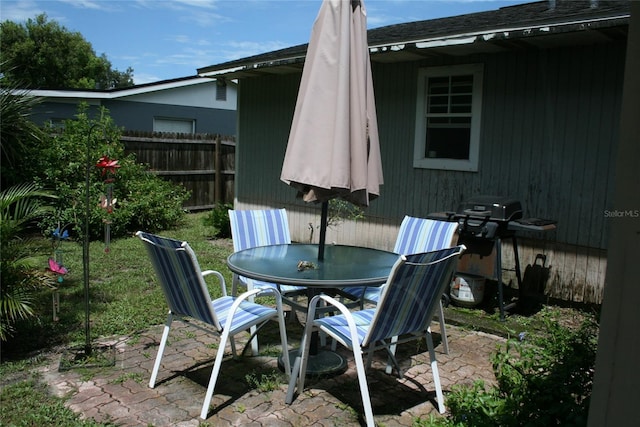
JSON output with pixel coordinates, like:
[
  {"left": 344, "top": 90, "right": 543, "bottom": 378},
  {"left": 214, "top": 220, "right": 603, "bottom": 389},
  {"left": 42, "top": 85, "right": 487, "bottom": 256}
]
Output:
[
  {"left": 227, "top": 243, "right": 398, "bottom": 288},
  {"left": 226, "top": 243, "right": 399, "bottom": 375}
]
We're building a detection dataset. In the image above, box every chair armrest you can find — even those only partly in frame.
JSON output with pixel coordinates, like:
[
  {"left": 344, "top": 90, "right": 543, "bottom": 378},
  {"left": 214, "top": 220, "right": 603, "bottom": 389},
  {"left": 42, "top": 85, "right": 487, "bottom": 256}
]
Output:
[
  {"left": 202, "top": 270, "right": 227, "bottom": 297},
  {"left": 308, "top": 294, "right": 363, "bottom": 348},
  {"left": 310, "top": 294, "right": 352, "bottom": 318},
  {"left": 221, "top": 287, "right": 285, "bottom": 330},
  {"left": 234, "top": 286, "right": 284, "bottom": 306}
]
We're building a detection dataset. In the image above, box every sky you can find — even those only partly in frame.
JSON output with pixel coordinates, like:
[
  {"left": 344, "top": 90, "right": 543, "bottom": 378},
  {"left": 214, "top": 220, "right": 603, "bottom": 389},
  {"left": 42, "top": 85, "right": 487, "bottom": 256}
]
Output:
[{"left": 1, "top": 0, "right": 530, "bottom": 85}]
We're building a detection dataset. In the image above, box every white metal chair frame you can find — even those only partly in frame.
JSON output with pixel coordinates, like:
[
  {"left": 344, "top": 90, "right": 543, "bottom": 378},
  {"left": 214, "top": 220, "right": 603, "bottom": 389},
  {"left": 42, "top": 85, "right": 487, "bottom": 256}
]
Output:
[
  {"left": 286, "top": 246, "right": 465, "bottom": 427},
  {"left": 137, "top": 231, "right": 291, "bottom": 420},
  {"left": 344, "top": 216, "right": 459, "bottom": 357}
]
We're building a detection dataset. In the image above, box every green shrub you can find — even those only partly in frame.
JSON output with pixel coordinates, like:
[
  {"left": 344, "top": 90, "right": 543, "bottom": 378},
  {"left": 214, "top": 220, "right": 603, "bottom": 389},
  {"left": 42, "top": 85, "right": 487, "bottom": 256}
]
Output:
[
  {"left": 19, "top": 104, "right": 189, "bottom": 239},
  {"left": 202, "top": 203, "right": 233, "bottom": 238},
  {"left": 445, "top": 310, "right": 598, "bottom": 427}
]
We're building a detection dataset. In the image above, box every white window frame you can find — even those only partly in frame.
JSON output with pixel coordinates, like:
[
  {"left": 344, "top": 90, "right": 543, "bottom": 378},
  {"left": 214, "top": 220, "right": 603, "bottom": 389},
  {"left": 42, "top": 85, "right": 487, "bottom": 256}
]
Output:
[{"left": 414, "top": 63, "right": 483, "bottom": 172}]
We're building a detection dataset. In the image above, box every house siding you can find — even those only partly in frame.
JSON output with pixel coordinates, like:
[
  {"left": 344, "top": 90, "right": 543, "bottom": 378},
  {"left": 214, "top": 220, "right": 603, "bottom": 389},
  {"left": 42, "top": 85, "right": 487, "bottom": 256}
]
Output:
[
  {"left": 29, "top": 77, "right": 238, "bottom": 136},
  {"left": 236, "top": 76, "right": 299, "bottom": 204},
  {"left": 234, "top": 40, "right": 626, "bottom": 304},
  {"left": 32, "top": 100, "right": 236, "bottom": 135},
  {"left": 103, "top": 100, "right": 236, "bottom": 135}
]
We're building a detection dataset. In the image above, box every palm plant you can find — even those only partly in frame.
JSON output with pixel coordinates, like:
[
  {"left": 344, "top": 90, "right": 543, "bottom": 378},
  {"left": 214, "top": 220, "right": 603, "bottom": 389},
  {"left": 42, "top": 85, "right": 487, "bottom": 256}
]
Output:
[
  {"left": 0, "top": 61, "right": 45, "bottom": 188},
  {"left": 0, "top": 183, "right": 56, "bottom": 341},
  {"left": 0, "top": 68, "right": 55, "bottom": 340}
]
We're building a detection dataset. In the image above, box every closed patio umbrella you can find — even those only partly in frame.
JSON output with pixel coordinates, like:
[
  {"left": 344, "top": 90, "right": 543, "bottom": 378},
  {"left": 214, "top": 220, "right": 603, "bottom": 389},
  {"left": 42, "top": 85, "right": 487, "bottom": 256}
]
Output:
[{"left": 281, "top": 0, "right": 383, "bottom": 260}]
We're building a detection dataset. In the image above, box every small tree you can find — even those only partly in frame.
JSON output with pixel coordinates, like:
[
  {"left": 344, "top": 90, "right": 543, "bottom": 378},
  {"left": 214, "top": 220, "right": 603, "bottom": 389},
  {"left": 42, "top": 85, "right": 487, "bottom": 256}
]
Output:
[{"left": 20, "top": 104, "right": 190, "bottom": 240}]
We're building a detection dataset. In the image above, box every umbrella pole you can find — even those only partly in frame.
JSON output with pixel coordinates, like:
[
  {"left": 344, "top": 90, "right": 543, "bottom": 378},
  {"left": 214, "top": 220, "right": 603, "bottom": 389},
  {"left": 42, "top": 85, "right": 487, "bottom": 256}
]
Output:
[{"left": 318, "top": 201, "right": 328, "bottom": 260}]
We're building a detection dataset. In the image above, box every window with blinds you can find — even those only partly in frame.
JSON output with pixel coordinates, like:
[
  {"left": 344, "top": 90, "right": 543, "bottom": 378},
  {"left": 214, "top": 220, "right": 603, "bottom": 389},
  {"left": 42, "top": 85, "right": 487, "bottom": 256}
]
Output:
[
  {"left": 414, "top": 64, "right": 483, "bottom": 171},
  {"left": 426, "top": 75, "right": 473, "bottom": 160}
]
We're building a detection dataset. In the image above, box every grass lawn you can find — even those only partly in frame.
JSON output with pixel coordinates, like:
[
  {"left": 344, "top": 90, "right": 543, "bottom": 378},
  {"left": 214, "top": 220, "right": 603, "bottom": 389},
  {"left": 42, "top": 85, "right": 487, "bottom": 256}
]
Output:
[
  {"left": 0, "top": 212, "right": 230, "bottom": 426},
  {"left": 0, "top": 212, "right": 597, "bottom": 426},
  {"left": 2, "top": 212, "right": 232, "bottom": 357}
]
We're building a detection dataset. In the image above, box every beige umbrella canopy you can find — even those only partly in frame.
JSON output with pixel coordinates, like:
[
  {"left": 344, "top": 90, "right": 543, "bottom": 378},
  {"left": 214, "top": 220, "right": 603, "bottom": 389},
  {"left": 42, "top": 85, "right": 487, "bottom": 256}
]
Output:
[{"left": 281, "top": 0, "right": 383, "bottom": 258}]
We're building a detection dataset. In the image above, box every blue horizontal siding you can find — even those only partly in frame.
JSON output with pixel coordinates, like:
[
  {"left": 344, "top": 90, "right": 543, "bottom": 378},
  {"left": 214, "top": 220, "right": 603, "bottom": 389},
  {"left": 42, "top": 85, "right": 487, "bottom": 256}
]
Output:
[{"left": 237, "top": 42, "right": 625, "bottom": 251}]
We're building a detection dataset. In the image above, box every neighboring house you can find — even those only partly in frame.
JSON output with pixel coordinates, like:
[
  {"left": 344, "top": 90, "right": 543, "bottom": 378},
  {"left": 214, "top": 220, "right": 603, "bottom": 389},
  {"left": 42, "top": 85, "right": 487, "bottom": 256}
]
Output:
[
  {"left": 24, "top": 75, "right": 237, "bottom": 211},
  {"left": 29, "top": 75, "right": 237, "bottom": 136},
  {"left": 197, "top": 0, "right": 631, "bottom": 304}
]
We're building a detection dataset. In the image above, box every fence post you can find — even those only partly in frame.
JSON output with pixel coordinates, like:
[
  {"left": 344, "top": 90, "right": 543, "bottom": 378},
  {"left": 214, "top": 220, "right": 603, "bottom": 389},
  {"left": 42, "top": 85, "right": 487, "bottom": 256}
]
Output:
[{"left": 215, "top": 135, "right": 222, "bottom": 204}]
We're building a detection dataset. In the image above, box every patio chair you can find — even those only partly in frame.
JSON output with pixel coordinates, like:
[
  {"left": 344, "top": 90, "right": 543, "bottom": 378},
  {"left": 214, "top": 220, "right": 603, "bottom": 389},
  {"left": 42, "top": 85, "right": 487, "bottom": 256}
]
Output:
[
  {"left": 228, "top": 208, "right": 309, "bottom": 352},
  {"left": 137, "top": 231, "right": 291, "bottom": 420},
  {"left": 286, "top": 245, "right": 466, "bottom": 426},
  {"left": 343, "top": 216, "right": 459, "bottom": 355},
  {"left": 228, "top": 209, "right": 306, "bottom": 296}
]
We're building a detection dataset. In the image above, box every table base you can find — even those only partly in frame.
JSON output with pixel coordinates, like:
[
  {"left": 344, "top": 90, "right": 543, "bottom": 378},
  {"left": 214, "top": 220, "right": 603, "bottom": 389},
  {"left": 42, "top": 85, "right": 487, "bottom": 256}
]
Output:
[{"left": 278, "top": 349, "right": 348, "bottom": 377}]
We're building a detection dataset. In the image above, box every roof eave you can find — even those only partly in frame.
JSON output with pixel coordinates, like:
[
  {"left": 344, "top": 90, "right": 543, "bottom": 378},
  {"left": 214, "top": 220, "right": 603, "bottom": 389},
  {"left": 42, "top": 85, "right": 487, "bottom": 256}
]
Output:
[
  {"left": 375, "top": 13, "right": 628, "bottom": 49},
  {"left": 198, "top": 13, "right": 629, "bottom": 80},
  {"left": 199, "top": 55, "right": 306, "bottom": 79}
]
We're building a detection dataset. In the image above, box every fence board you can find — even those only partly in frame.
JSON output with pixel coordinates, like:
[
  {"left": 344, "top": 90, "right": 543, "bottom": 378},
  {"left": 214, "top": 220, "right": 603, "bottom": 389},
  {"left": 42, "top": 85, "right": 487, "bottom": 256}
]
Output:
[{"left": 121, "top": 132, "right": 235, "bottom": 210}]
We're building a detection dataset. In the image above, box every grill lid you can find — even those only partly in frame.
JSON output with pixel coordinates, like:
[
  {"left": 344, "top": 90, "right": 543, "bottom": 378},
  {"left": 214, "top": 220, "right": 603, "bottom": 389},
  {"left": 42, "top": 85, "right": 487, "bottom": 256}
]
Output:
[{"left": 456, "top": 195, "right": 523, "bottom": 222}]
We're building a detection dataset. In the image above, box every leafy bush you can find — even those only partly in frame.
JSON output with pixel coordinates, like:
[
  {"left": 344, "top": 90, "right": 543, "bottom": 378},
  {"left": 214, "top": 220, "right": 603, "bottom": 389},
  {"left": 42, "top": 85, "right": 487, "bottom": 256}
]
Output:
[
  {"left": 19, "top": 104, "right": 189, "bottom": 239},
  {"left": 444, "top": 310, "right": 598, "bottom": 427},
  {"left": 202, "top": 203, "right": 233, "bottom": 238}
]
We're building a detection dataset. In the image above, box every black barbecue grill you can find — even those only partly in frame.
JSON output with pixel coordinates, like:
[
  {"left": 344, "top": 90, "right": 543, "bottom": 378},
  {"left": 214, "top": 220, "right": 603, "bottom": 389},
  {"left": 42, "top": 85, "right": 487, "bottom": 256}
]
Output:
[
  {"left": 430, "top": 195, "right": 556, "bottom": 319},
  {"left": 455, "top": 196, "right": 522, "bottom": 237}
]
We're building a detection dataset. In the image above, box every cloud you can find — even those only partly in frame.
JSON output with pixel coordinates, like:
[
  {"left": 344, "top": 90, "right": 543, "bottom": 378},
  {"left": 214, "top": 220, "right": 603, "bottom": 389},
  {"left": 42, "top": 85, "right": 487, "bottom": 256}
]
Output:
[
  {"left": 172, "top": 0, "right": 219, "bottom": 10},
  {"left": 133, "top": 0, "right": 219, "bottom": 12},
  {"left": 171, "top": 35, "right": 191, "bottom": 44},
  {"left": 132, "top": 71, "right": 163, "bottom": 85},
  {"left": 58, "top": 0, "right": 108, "bottom": 10},
  {"left": 220, "top": 40, "right": 290, "bottom": 61},
  {"left": 0, "top": 0, "right": 44, "bottom": 22},
  {"left": 181, "top": 10, "right": 230, "bottom": 27}
]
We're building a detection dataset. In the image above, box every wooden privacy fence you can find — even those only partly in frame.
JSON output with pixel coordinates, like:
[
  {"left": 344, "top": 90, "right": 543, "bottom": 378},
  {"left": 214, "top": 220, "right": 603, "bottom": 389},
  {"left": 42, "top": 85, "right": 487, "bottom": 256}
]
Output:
[{"left": 121, "top": 131, "right": 235, "bottom": 210}]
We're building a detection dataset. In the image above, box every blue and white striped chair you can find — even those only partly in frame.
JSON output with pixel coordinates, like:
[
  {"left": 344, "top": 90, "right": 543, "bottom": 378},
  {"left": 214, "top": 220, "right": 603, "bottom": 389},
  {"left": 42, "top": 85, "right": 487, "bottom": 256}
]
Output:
[
  {"left": 344, "top": 215, "right": 459, "bottom": 354},
  {"left": 137, "top": 231, "right": 290, "bottom": 420},
  {"left": 286, "top": 246, "right": 466, "bottom": 426},
  {"left": 228, "top": 209, "right": 306, "bottom": 301},
  {"left": 228, "top": 209, "right": 308, "bottom": 353}
]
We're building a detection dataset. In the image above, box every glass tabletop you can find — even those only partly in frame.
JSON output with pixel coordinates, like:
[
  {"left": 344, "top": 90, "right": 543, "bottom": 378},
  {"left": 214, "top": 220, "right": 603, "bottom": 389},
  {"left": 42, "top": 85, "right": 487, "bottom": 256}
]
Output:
[{"left": 226, "top": 244, "right": 399, "bottom": 287}]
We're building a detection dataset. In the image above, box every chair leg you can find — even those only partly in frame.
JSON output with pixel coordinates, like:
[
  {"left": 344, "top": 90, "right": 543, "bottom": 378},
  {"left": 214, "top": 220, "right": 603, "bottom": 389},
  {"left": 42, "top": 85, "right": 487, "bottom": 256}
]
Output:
[
  {"left": 246, "top": 284, "right": 259, "bottom": 356},
  {"left": 149, "top": 314, "right": 173, "bottom": 388},
  {"left": 383, "top": 342, "right": 404, "bottom": 379},
  {"left": 285, "top": 356, "right": 303, "bottom": 404},
  {"left": 285, "top": 315, "right": 314, "bottom": 404},
  {"left": 384, "top": 335, "right": 399, "bottom": 375},
  {"left": 425, "top": 329, "right": 445, "bottom": 414},
  {"left": 365, "top": 345, "right": 374, "bottom": 370},
  {"left": 352, "top": 345, "right": 376, "bottom": 427},
  {"left": 229, "top": 336, "right": 238, "bottom": 356},
  {"left": 383, "top": 300, "right": 448, "bottom": 376},
  {"left": 438, "top": 300, "right": 449, "bottom": 354},
  {"left": 233, "top": 275, "right": 260, "bottom": 356},
  {"left": 200, "top": 328, "right": 232, "bottom": 419},
  {"left": 275, "top": 298, "right": 291, "bottom": 376}
]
